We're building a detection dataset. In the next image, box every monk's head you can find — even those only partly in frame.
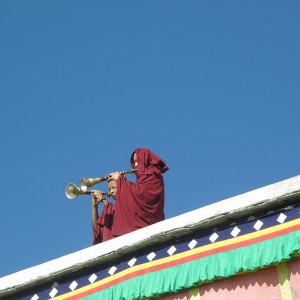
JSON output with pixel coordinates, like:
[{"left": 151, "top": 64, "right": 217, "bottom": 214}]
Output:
[
  {"left": 130, "top": 148, "right": 169, "bottom": 174},
  {"left": 132, "top": 152, "right": 138, "bottom": 168},
  {"left": 107, "top": 178, "right": 117, "bottom": 200}
]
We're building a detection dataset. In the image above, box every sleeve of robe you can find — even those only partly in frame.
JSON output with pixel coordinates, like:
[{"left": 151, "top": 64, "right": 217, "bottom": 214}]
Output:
[
  {"left": 111, "top": 172, "right": 165, "bottom": 237},
  {"left": 92, "top": 201, "right": 115, "bottom": 245}
]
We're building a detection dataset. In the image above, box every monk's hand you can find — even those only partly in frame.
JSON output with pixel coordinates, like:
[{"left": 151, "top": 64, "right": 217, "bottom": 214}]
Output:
[
  {"left": 109, "top": 172, "right": 121, "bottom": 181},
  {"left": 91, "top": 190, "right": 103, "bottom": 207}
]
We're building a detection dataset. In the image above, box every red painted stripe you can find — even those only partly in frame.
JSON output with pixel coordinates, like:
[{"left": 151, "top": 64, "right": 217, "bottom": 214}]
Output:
[{"left": 65, "top": 224, "right": 300, "bottom": 299}]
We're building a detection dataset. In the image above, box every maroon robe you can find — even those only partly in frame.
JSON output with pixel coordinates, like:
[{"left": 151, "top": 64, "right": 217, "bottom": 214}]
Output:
[
  {"left": 111, "top": 148, "right": 169, "bottom": 237},
  {"left": 92, "top": 201, "right": 115, "bottom": 244}
]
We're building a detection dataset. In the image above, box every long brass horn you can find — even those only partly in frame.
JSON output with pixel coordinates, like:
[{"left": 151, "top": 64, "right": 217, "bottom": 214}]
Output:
[
  {"left": 65, "top": 183, "right": 112, "bottom": 199},
  {"left": 80, "top": 168, "right": 137, "bottom": 191}
]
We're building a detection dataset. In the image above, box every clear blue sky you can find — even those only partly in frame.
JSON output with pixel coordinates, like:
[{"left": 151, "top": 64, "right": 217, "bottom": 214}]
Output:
[{"left": 0, "top": 1, "right": 299, "bottom": 278}]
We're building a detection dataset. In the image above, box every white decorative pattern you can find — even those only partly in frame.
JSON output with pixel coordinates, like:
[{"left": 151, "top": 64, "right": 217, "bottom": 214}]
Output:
[
  {"left": 49, "top": 288, "right": 58, "bottom": 298},
  {"left": 69, "top": 281, "right": 78, "bottom": 291},
  {"left": 89, "top": 273, "right": 97, "bottom": 283},
  {"left": 253, "top": 220, "right": 263, "bottom": 231},
  {"left": 209, "top": 232, "right": 219, "bottom": 243},
  {"left": 231, "top": 226, "right": 241, "bottom": 237},
  {"left": 108, "top": 266, "right": 117, "bottom": 275},
  {"left": 31, "top": 295, "right": 39, "bottom": 300},
  {"left": 188, "top": 239, "right": 197, "bottom": 249},
  {"left": 277, "top": 213, "right": 287, "bottom": 224},
  {"left": 128, "top": 257, "right": 137, "bottom": 267},
  {"left": 167, "top": 246, "right": 177, "bottom": 256},
  {"left": 147, "top": 252, "right": 156, "bottom": 261}
]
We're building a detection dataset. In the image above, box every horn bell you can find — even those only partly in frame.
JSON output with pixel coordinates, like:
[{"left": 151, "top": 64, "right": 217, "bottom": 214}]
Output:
[
  {"left": 80, "top": 177, "right": 99, "bottom": 191},
  {"left": 65, "top": 183, "right": 84, "bottom": 199}
]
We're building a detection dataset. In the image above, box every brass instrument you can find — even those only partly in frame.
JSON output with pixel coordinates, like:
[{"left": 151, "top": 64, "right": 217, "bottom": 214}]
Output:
[
  {"left": 65, "top": 183, "right": 112, "bottom": 199},
  {"left": 79, "top": 168, "right": 137, "bottom": 191}
]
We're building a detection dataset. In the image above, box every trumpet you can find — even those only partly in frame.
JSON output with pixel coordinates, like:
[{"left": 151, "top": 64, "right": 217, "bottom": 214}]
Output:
[
  {"left": 80, "top": 168, "right": 137, "bottom": 191},
  {"left": 65, "top": 183, "right": 112, "bottom": 199}
]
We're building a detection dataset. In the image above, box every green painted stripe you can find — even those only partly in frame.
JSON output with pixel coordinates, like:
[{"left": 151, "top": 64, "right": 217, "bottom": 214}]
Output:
[{"left": 82, "top": 230, "right": 300, "bottom": 300}]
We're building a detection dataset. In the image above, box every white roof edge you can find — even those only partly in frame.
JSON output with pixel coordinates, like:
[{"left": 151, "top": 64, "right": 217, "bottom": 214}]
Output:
[{"left": 1, "top": 174, "right": 300, "bottom": 294}]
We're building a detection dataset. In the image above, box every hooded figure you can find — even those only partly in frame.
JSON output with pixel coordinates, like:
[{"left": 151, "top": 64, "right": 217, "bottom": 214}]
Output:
[{"left": 111, "top": 148, "right": 169, "bottom": 238}]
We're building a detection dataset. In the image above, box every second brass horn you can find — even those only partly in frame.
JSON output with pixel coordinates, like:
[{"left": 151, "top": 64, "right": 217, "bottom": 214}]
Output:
[
  {"left": 65, "top": 183, "right": 91, "bottom": 199},
  {"left": 65, "top": 183, "right": 112, "bottom": 199},
  {"left": 80, "top": 168, "right": 137, "bottom": 191}
]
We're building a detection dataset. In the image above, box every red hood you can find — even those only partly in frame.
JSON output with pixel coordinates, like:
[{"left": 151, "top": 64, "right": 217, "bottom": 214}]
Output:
[{"left": 130, "top": 148, "right": 169, "bottom": 175}]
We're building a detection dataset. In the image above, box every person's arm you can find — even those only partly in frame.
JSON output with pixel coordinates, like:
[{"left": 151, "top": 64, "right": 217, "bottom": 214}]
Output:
[
  {"left": 109, "top": 172, "right": 121, "bottom": 181},
  {"left": 118, "top": 172, "right": 163, "bottom": 198},
  {"left": 91, "top": 190, "right": 105, "bottom": 231}
]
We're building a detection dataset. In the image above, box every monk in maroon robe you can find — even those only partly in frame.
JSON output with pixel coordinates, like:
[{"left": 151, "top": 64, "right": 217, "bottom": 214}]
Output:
[
  {"left": 92, "top": 200, "right": 114, "bottom": 244},
  {"left": 110, "top": 148, "right": 169, "bottom": 238},
  {"left": 91, "top": 178, "right": 116, "bottom": 244},
  {"left": 91, "top": 148, "right": 168, "bottom": 244}
]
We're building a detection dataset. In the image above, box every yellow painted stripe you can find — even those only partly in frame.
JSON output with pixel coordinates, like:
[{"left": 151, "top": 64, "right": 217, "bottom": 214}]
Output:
[
  {"left": 277, "top": 263, "right": 292, "bottom": 300},
  {"left": 189, "top": 287, "right": 201, "bottom": 300},
  {"left": 54, "top": 218, "right": 300, "bottom": 299}
]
